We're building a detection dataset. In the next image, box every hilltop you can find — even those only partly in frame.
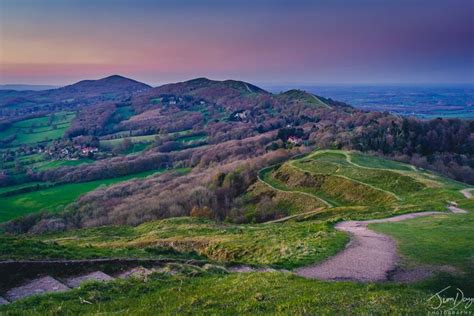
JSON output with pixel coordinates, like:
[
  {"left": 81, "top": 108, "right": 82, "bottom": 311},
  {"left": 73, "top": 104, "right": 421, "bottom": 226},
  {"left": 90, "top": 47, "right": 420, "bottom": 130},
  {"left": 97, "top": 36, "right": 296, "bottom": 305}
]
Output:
[
  {"left": 0, "top": 75, "right": 152, "bottom": 125},
  {"left": 57, "top": 75, "right": 151, "bottom": 95}
]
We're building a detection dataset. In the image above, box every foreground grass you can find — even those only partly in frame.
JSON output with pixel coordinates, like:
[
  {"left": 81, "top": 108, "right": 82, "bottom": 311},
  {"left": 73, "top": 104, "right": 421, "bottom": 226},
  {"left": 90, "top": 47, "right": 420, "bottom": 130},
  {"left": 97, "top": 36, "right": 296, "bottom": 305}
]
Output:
[
  {"left": 370, "top": 211, "right": 474, "bottom": 272},
  {"left": 3, "top": 217, "right": 348, "bottom": 269},
  {"left": 2, "top": 271, "right": 469, "bottom": 315},
  {"left": 0, "top": 169, "right": 167, "bottom": 222},
  {"left": 0, "top": 235, "right": 198, "bottom": 261}
]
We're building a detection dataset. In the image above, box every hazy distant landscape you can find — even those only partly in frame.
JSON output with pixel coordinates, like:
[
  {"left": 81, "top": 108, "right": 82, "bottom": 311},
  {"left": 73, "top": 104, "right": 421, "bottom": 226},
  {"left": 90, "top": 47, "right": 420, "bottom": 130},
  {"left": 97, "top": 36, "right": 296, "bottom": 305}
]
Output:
[
  {"left": 0, "top": 84, "right": 59, "bottom": 91},
  {"left": 267, "top": 85, "right": 474, "bottom": 118}
]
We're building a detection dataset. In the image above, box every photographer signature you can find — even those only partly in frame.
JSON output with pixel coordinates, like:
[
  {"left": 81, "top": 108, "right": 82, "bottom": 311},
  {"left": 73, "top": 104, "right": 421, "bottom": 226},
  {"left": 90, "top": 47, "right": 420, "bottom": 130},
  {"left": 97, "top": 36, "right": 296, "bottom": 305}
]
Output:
[{"left": 428, "top": 286, "right": 473, "bottom": 310}]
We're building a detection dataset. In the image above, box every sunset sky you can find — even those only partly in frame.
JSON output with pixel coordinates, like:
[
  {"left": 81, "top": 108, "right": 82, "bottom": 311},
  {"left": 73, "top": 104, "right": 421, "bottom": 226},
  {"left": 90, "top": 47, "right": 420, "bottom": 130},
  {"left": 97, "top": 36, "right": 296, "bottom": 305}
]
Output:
[{"left": 0, "top": 0, "right": 473, "bottom": 86}]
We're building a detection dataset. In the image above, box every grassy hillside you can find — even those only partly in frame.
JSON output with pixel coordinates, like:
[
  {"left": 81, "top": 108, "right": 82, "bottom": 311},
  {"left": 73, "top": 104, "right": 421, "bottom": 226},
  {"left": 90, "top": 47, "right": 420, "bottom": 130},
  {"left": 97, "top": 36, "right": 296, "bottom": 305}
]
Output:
[
  {"left": 0, "top": 169, "right": 169, "bottom": 222},
  {"left": 252, "top": 150, "right": 471, "bottom": 221},
  {"left": 0, "top": 112, "right": 75, "bottom": 147},
  {"left": 0, "top": 272, "right": 442, "bottom": 314},
  {"left": 370, "top": 211, "right": 474, "bottom": 272},
  {"left": 2, "top": 217, "right": 347, "bottom": 269}
]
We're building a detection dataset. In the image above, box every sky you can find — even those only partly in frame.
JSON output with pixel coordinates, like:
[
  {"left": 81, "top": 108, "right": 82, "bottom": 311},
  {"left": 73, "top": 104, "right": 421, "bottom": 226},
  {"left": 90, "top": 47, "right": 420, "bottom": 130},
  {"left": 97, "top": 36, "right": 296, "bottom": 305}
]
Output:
[{"left": 0, "top": 0, "right": 473, "bottom": 86}]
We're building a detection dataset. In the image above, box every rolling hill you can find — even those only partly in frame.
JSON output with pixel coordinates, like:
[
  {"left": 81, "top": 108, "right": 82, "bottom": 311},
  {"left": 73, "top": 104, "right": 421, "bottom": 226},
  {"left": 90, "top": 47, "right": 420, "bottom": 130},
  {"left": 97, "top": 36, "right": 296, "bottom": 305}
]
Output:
[
  {"left": 0, "top": 151, "right": 472, "bottom": 313},
  {"left": 0, "top": 75, "right": 472, "bottom": 313}
]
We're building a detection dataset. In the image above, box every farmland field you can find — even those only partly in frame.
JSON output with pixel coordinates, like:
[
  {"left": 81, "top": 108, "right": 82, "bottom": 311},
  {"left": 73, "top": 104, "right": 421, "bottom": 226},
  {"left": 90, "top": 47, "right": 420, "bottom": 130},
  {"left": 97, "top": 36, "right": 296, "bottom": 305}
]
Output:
[
  {"left": 0, "top": 112, "right": 75, "bottom": 147},
  {"left": 0, "top": 168, "right": 169, "bottom": 222},
  {"left": 99, "top": 134, "right": 159, "bottom": 147},
  {"left": 30, "top": 158, "right": 94, "bottom": 171}
]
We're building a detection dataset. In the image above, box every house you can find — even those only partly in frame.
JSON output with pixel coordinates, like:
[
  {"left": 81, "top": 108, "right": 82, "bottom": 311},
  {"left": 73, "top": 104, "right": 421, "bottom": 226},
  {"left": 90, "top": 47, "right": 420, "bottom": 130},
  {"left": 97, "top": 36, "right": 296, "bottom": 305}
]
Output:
[
  {"left": 81, "top": 147, "right": 98, "bottom": 156},
  {"left": 233, "top": 110, "right": 249, "bottom": 120},
  {"left": 287, "top": 136, "right": 303, "bottom": 145}
]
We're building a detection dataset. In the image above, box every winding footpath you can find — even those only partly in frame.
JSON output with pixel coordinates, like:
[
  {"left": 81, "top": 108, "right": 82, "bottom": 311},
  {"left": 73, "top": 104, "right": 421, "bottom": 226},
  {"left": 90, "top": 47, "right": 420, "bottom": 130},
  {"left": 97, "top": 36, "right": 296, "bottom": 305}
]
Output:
[
  {"left": 261, "top": 151, "right": 473, "bottom": 282},
  {"left": 461, "top": 188, "right": 474, "bottom": 198},
  {"left": 295, "top": 208, "right": 468, "bottom": 282}
]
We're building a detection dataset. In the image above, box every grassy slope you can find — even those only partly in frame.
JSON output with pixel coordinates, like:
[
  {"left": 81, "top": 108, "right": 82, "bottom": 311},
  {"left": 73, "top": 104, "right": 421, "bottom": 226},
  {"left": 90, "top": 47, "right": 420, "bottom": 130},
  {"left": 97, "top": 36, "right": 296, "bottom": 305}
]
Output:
[
  {"left": 1, "top": 272, "right": 442, "bottom": 315},
  {"left": 100, "top": 134, "right": 159, "bottom": 147},
  {"left": 0, "top": 112, "right": 75, "bottom": 147},
  {"left": 370, "top": 211, "right": 474, "bottom": 272},
  {"left": 5, "top": 217, "right": 347, "bottom": 269},
  {"left": 0, "top": 182, "right": 46, "bottom": 195},
  {"left": 100, "top": 132, "right": 206, "bottom": 149},
  {"left": 256, "top": 150, "right": 471, "bottom": 221},
  {"left": 31, "top": 158, "right": 94, "bottom": 171},
  {"left": 0, "top": 169, "right": 167, "bottom": 222}
]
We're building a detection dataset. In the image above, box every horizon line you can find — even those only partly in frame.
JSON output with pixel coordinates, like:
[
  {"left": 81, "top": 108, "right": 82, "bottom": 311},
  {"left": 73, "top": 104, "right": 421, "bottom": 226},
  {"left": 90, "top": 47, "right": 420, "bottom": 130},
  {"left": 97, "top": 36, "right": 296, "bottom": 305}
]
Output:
[{"left": 1, "top": 76, "right": 473, "bottom": 89}]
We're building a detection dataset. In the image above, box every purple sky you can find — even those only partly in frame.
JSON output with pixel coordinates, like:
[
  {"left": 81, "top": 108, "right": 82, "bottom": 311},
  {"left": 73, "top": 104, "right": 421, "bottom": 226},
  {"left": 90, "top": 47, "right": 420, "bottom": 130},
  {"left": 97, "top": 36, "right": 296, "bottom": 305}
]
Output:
[{"left": 0, "top": 0, "right": 473, "bottom": 85}]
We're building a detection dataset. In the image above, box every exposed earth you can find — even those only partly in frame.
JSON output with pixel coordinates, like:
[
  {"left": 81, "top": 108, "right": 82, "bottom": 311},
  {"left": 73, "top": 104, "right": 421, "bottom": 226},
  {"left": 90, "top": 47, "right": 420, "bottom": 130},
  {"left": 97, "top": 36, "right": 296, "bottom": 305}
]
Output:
[{"left": 296, "top": 209, "right": 465, "bottom": 282}]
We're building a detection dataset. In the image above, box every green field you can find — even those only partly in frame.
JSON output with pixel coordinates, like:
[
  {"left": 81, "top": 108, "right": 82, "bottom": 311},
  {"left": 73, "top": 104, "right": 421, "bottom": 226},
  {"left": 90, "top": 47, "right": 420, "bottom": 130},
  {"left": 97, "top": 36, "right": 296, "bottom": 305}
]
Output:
[
  {"left": 0, "top": 169, "right": 167, "bottom": 222},
  {"left": 371, "top": 211, "right": 474, "bottom": 272},
  {"left": 100, "top": 134, "right": 159, "bottom": 147},
  {"left": 0, "top": 182, "right": 47, "bottom": 195},
  {"left": 0, "top": 112, "right": 75, "bottom": 147},
  {"left": 175, "top": 133, "right": 207, "bottom": 143},
  {"left": 2, "top": 154, "right": 93, "bottom": 180},
  {"left": 99, "top": 131, "right": 206, "bottom": 150},
  {"left": 31, "top": 158, "right": 94, "bottom": 171}
]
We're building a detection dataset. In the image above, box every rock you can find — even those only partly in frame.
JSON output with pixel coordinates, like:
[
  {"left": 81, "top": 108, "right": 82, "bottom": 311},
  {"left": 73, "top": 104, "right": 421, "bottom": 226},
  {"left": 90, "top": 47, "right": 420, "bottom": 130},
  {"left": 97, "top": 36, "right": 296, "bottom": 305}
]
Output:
[
  {"left": 65, "top": 271, "right": 114, "bottom": 288},
  {"left": 6, "top": 276, "right": 69, "bottom": 302}
]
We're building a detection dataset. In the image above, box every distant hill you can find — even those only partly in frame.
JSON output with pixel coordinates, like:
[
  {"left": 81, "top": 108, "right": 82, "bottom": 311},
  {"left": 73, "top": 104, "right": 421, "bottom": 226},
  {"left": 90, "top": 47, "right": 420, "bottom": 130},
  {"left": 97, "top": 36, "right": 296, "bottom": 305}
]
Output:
[
  {"left": 58, "top": 75, "right": 151, "bottom": 96},
  {"left": 0, "top": 75, "right": 152, "bottom": 122},
  {"left": 0, "top": 84, "right": 59, "bottom": 91},
  {"left": 131, "top": 77, "right": 270, "bottom": 114},
  {"left": 147, "top": 77, "right": 268, "bottom": 102},
  {"left": 278, "top": 89, "right": 331, "bottom": 108}
]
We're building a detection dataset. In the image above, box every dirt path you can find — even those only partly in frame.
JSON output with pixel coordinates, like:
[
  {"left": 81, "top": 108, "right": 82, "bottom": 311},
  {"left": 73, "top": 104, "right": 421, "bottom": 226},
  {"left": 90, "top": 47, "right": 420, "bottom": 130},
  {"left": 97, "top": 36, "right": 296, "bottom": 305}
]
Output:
[
  {"left": 244, "top": 83, "right": 253, "bottom": 93},
  {"left": 461, "top": 188, "right": 474, "bottom": 199},
  {"left": 310, "top": 94, "right": 331, "bottom": 108},
  {"left": 448, "top": 205, "right": 468, "bottom": 214},
  {"left": 295, "top": 210, "right": 460, "bottom": 282}
]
